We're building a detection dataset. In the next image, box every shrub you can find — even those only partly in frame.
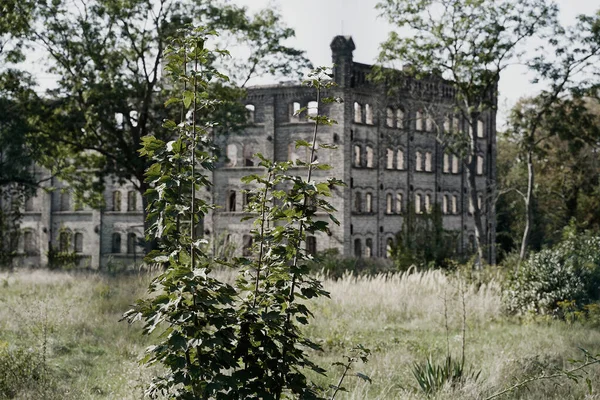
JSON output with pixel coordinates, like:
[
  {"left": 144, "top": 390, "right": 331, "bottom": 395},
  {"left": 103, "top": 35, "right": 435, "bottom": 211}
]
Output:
[{"left": 504, "top": 227, "right": 600, "bottom": 315}]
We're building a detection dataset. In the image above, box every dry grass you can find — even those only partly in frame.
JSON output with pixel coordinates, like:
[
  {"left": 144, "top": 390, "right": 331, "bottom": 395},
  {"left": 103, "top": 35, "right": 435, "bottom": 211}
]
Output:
[{"left": 0, "top": 268, "right": 599, "bottom": 399}]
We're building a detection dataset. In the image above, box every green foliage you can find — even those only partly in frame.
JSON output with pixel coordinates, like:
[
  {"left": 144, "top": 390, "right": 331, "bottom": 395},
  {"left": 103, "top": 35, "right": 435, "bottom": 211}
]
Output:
[
  {"left": 391, "top": 204, "right": 459, "bottom": 271},
  {"left": 504, "top": 224, "right": 600, "bottom": 316},
  {"left": 125, "top": 30, "right": 345, "bottom": 398},
  {"left": 0, "top": 342, "right": 44, "bottom": 398},
  {"left": 329, "top": 345, "right": 371, "bottom": 399},
  {"left": 412, "top": 354, "right": 480, "bottom": 395},
  {"left": 307, "top": 250, "right": 395, "bottom": 279}
]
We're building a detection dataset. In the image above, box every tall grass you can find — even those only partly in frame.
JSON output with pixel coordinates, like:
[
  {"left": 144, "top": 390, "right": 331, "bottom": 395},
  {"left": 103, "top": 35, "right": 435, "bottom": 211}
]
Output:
[{"left": 0, "top": 268, "right": 599, "bottom": 399}]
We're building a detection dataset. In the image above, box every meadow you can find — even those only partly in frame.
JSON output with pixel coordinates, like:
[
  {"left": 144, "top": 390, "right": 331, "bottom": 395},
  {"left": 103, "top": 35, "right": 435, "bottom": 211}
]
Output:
[{"left": 1, "top": 268, "right": 599, "bottom": 399}]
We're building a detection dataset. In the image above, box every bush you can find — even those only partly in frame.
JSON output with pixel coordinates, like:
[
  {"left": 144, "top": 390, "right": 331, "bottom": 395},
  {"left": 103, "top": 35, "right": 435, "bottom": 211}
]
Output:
[
  {"left": 504, "top": 227, "right": 600, "bottom": 316},
  {"left": 308, "top": 250, "right": 396, "bottom": 279}
]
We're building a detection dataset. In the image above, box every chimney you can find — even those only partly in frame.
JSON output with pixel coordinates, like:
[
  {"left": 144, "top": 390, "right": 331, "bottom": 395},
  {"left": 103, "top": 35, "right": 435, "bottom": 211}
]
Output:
[{"left": 330, "top": 35, "right": 356, "bottom": 88}]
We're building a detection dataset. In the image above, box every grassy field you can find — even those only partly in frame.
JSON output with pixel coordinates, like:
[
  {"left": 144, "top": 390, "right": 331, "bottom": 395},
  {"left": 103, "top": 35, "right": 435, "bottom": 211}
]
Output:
[{"left": 1, "top": 268, "right": 599, "bottom": 399}]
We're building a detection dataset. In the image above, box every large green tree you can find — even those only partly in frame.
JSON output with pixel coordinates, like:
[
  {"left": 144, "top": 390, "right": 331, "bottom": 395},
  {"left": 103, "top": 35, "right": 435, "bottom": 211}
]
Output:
[
  {"left": 25, "top": 0, "right": 310, "bottom": 251},
  {"left": 376, "top": 0, "right": 558, "bottom": 264}
]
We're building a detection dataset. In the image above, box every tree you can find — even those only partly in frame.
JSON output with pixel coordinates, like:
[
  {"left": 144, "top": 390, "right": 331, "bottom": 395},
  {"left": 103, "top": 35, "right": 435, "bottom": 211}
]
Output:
[
  {"left": 376, "top": 0, "right": 558, "bottom": 265},
  {"left": 27, "top": 0, "right": 310, "bottom": 251},
  {"left": 505, "top": 13, "right": 600, "bottom": 264}
]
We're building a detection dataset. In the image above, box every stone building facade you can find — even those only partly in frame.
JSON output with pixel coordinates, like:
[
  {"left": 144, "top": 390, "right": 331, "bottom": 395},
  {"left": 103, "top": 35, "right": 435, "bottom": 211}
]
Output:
[{"left": 9, "top": 35, "right": 496, "bottom": 268}]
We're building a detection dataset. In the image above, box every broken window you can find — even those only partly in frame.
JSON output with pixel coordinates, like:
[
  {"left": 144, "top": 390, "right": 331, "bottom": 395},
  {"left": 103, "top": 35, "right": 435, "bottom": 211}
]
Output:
[
  {"left": 354, "top": 145, "right": 361, "bottom": 167},
  {"left": 397, "top": 149, "right": 404, "bottom": 170},
  {"left": 396, "top": 193, "right": 403, "bottom": 214},
  {"left": 442, "top": 195, "right": 448, "bottom": 214},
  {"left": 425, "top": 194, "right": 431, "bottom": 213},
  {"left": 228, "top": 190, "right": 236, "bottom": 212},
  {"left": 366, "top": 193, "right": 373, "bottom": 213},
  {"left": 386, "top": 193, "right": 393, "bottom": 214},
  {"left": 452, "top": 195, "right": 458, "bottom": 214},
  {"left": 415, "top": 194, "right": 422, "bottom": 214},
  {"left": 386, "top": 148, "right": 394, "bottom": 169},
  {"left": 365, "top": 104, "right": 373, "bottom": 124},
  {"left": 354, "top": 102, "right": 362, "bottom": 123},
  {"left": 415, "top": 151, "right": 423, "bottom": 171},
  {"left": 366, "top": 146, "right": 373, "bottom": 168}
]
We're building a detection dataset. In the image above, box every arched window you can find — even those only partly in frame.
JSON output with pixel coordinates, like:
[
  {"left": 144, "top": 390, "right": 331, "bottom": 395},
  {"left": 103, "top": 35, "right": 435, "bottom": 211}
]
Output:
[
  {"left": 354, "top": 102, "right": 362, "bottom": 123},
  {"left": 396, "top": 193, "right": 403, "bottom": 214},
  {"left": 245, "top": 104, "right": 255, "bottom": 123},
  {"left": 228, "top": 190, "right": 236, "bottom": 212},
  {"left": 60, "top": 192, "right": 70, "bottom": 211},
  {"left": 415, "top": 194, "right": 422, "bottom": 214},
  {"left": 386, "top": 238, "right": 394, "bottom": 258},
  {"left": 425, "top": 194, "right": 431, "bottom": 213},
  {"left": 477, "top": 120, "right": 485, "bottom": 138},
  {"left": 354, "top": 145, "right": 361, "bottom": 167},
  {"left": 226, "top": 143, "right": 238, "bottom": 167},
  {"left": 354, "top": 192, "right": 362, "bottom": 213},
  {"left": 59, "top": 231, "right": 71, "bottom": 252},
  {"left": 386, "top": 148, "right": 394, "bottom": 169},
  {"left": 452, "top": 156, "right": 459, "bottom": 174},
  {"left": 24, "top": 231, "right": 35, "bottom": 254},
  {"left": 243, "top": 234, "right": 253, "bottom": 256},
  {"left": 127, "top": 191, "right": 137, "bottom": 211},
  {"left": 243, "top": 144, "right": 254, "bottom": 166},
  {"left": 453, "top": 116, "right": 459, "bottom": 132},
  {"left": 366, "top": 146, "right": 373, "bottom": 168},
  {"left": 74, "top": 232, "right": 83, "bottom": 253},
  {"left": 452, "top": 195, "right": 458, "bottom": 214},
  {"left": 291, "top": 101, "right": 301, "bottom": 120},
  {"left": 425, "top": 113, "right": 434, "bottom": 131},
  {"left": 443, "top": 153, "right": 450, "bottom": 173},
  {"left": 386, "top": 193, "right": 393, "bottom": 214},
  {"left": 127, "top": 233, "right": 137, "bottom": 254},
  {"left": 112, "top": 191, "right": 121, "bottom": 211},
  {"left": 366, "top": 193, "right": 373, "bottom": 213},
  {"left": 396, "top": 109, "right": 404, "bottom": 128},
  {"left": 306, "top": 236, "right": 317, "bottom": 256},
  {"left": 442, "top": 195, "right": 449, "bottom": 214},
  {"left": 478, "top": 193, "right": 483, "bottom": 211},
  {"left": 397, "top": 149, "right": 404, "bottom": 170},
  {"left": 425, "top": 152, "right": 432, "bottom": 172},
  {"left": 307, "top": 101, "right": 318, "bottom": 117},
  {"left": 365, "top": 104, "right": 373, "bottom": 124},
  {"left": 477, "top": 155, "right": 484, "bottom": 175},
  {"left": 365, "top": 238, "right": 373, "bottom": 258},
  {"left": 354, "top": 238, "right": 362, "bottom": 258},
  {"left": 386, "top": 107, "right": 394, "bottom": 127},
  {"left": 416, "top": 110, "right": 423, "bottom": 131},
  {"left": 112, "top": 233, "right": 121, "bottom": 253},
  {"left": 444, "top": 115, "right": 451, "bottom": 132},
  {"left": 469, "top": 196, "right": 475, "bottom": 215},
  {"left": 415, "top": 151, "right": 423, "bottom": 171}
]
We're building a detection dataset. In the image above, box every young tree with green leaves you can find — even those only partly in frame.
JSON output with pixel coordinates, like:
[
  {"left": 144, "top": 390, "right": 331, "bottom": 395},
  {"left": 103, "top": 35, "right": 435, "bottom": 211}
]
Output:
[{"left": 376, "top": 0, "right": 558, "bottom": 265}]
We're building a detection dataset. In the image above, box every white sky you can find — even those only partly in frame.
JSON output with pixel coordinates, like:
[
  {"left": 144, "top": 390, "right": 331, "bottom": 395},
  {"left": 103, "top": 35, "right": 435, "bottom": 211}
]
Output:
[{"left": 234, "top": 0, "right": 600, "bottom": 126}]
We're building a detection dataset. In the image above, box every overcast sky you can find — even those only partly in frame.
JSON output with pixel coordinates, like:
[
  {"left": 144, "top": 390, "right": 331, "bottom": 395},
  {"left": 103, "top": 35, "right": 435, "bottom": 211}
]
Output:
[{"left": 234, "top": 0, "right": 600, "bottom": 126}]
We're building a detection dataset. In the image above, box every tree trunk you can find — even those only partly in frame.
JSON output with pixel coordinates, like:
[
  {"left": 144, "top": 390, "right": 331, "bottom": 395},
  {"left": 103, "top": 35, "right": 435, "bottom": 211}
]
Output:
[{"left": 518, "top": 148, "right": 534, "bottom": 267}]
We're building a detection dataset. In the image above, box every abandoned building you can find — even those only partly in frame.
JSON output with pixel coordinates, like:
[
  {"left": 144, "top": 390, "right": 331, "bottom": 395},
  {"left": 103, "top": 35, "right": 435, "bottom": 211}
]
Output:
[{"left": 11, "top": 35, "right": 496, "bottom": 268}]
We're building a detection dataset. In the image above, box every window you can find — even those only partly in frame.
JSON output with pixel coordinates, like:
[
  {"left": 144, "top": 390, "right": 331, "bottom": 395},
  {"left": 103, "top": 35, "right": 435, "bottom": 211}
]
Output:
[
  {"left": 396, "top": 193, "right": 403, "bottom": 214},
  {"left": 444, "top": 115, "right": 451, "bottom": 132},
  {"left": 112, "top": 233, "right": 121, "bottom": 253},
  {"left": 25, "top": 196, "right": 34, "bottom": 212},
  {"left": 243, "top": 144, "right": 254, "bottom": 166},
  {"left": 442, "top": 195, "right": 448, "bottom": 214},
  {"left": 425, "top": 152, "right": 432, "bottom": 172},
  {"left": 426, "top": 113, "right": 434, "bottom": 131},
  {"left": 354, "top": 145, "right": 361, "bottom": 167},
  {"left": 365, "top": 104, "right": 373, "bottom": 124},
  {"left": 415, "top": 194, "right": 422, "bottom": 214},
  {"left": 452, "top": 156, "right": 459, "bottom": 174},
  {"left": 24, "top": 231, "right": 35, "bottom": 254},
  {"left": 416, "top": 110, "right": 423, "bottom": 131},
  {"left": 354, "top": 192, "right": 362, "bottom": 213},
  {"left": 228, "top": 190, "right": 236, "bottom": 212},
  {"left": 243, "top": 192, "right": 254, "bottom": 209},
  {"left": 415, "top": 151, "right": 423, "bottom": 171},
  {"left": 386, "top": 108, "right": 394, "bottom": 127},
  {"left": 452, "top": 195, "right": 458, "bottom": 214},
  {"left": 243, "top": 234, "right": 253, "bottom": 256},
  {"left": 60, "top": 192, "right": 70, "bottom": 211},
  {"left": 127, "top": 233, "right": 137, "bottom": 254},
  {"left": 290, "top": 101, "right": 301, "bottom": 121},
  {"left": 478, "top": 193, "right": 483, "bottom": 211},
  {"left": 366, "top": 146, "right": 373, "bottom": 168},
  {"left": 443, "top": 153, "right": 450, "bottom": 173},
  {"left": 425, "top": 194, "right": 431, "bottom": 213},
  {"left": 386, "top": 148, "right": 394, "bottom": 169},
  {"left": 226, "top": 144, "right": 238, "bottom": 167},
  {"left": 396, "top": 109, "right": 404, "bottom": 128},
  {"left": 477, "top": 155, "right": 484, "bottom": 175},
  {"left": 127, "top": 191, "right": 137, "bottom": 211},
  {"left": 354, "top": 238, "right": 362, "bottom": 258},
  {"left": 112, "top": 191, "right": 121, "bottom": 211},
  {"left": 453, "top": 116, "right": 459, "bottom": 132},
  {"left": 354, "top": 102, "right": 362, "bottom": 123},
  {"left": 366, "top": 193, "right": 373, "bottom": 213},
  {"left": 477, "top": 120, "right": 484, "bottom": 138},
  {"left": 306, "top": 236, "right": 317, "bottom": 256},
  {"left": 59, "top": 231, "right": 71, "bottom": 252},
  {"left": 307, "top": 101, "right": 318, "bottom": 117},
  {"left": 397, "top": 149, "right": 404, "bottom": 170},
  {"left": 386, "top": 238, "right": 394, "bottom": 258},
  {"left": 245, "top": 104, "right": 255, "bottom": 123},
  {"left": 469, "top": 196, "right": 474, "bottom": 215},
  {"left": 365, "top": 238, "right": 373, "bottom": 258},
  {"left": 74, "top": 232, "right": 83, "bottom": 253},
  {"left": 386, "top": 193, "right": 393, "bottom": 214}
]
